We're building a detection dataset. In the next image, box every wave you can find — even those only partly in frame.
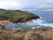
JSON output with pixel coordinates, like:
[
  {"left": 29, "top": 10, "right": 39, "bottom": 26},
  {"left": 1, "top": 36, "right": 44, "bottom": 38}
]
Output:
[{"left": 25, "top": 18, "right": 53, "bottom": 28}]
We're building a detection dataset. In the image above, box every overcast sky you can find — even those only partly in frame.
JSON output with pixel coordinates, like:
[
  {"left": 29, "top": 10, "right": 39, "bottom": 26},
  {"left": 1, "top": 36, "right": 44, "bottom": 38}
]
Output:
[{"left": 0, "top": 0, "right": 53, "bottom": 11}]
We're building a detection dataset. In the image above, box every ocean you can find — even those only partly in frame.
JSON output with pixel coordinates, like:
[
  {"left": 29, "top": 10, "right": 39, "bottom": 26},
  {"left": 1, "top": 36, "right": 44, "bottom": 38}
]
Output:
[
  {"left": 33, "top": 11, "right": 53, "bottom": 27},
  {"left": 3, "top": 11, "right": 53, "bottom": 29}
]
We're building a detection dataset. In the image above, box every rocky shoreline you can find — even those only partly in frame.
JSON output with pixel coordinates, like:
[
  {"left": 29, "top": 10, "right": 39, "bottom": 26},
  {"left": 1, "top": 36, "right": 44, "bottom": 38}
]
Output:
[{"left": 10, "top": 15, "right": 40, "bottom": 23}]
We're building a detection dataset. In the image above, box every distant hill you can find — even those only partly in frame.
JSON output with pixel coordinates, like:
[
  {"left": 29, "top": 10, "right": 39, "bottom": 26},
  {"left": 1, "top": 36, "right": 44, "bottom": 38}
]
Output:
[{"left": 0, "top": 9, "right": 5, "bottom": 11}]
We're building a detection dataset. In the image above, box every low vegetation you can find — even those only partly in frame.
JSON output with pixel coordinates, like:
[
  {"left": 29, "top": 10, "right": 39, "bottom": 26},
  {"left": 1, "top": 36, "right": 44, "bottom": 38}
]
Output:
[
  {"left": 0, "top": 9, "right": 39, "bottom": 20},
  {"left": 0, "top": 27, "right": 52, "bottom": 40}
]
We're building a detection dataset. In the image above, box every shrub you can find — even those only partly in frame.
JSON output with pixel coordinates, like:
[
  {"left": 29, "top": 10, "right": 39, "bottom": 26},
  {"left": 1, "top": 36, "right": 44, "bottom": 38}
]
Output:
[{"left": 29, "top": 33, "right": 52, "bottom": 40}]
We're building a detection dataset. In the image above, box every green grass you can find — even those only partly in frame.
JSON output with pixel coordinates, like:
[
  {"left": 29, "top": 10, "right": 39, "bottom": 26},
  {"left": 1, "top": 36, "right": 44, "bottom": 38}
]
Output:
[{"left": 0, "top": 10, "right": 35, "bottom": 19}]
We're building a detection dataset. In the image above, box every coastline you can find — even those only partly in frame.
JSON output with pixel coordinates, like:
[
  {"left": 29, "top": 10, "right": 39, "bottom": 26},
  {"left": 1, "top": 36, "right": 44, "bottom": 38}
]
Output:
[{"left": 0, "top": 20, "right": 10, "bottom": 24}]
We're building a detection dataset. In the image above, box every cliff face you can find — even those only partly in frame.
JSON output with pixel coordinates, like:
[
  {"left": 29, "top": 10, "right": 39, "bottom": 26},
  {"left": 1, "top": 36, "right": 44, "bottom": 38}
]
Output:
[
  {"left": 0, "top": 14, "right": 40, "bottom": 23},
  {"left": 10, "top": 14, "right": 40, "bottom": 23}
]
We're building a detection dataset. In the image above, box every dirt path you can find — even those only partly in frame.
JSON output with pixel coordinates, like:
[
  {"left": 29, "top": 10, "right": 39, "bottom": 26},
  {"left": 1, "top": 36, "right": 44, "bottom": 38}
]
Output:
[
  {"left": 0, "top": 20, "right": 10, "bottom": 24},
  {"left": 24, "top": 30, "right": 33, "bottom": 40},
  {"left": 46, "top": 29, "right": 53, "bottom": 40}
]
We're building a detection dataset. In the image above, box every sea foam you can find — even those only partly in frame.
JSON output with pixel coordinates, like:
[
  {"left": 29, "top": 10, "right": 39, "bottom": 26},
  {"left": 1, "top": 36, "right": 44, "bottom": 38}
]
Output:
[{"left": 25, "top": 17, "right": 53, "bottom": 28}]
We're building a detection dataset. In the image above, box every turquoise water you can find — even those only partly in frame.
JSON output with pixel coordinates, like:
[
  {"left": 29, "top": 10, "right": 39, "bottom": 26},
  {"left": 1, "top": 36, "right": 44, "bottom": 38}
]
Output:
[{"left": 3, "top": 11, "right": 53, "bottom": 29}]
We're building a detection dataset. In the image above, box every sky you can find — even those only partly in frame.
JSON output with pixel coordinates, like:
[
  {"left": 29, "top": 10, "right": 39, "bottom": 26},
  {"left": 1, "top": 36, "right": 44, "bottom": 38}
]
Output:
[{"left": 0, "top": 0, "right": 53, "bottom": 11}]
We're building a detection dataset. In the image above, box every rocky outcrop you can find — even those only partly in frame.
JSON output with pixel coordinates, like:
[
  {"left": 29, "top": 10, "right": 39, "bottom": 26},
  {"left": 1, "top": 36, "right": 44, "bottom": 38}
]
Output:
[
  {"left": 0, "top": 24, "right": 5, "bottom": 29},
  {"left": 10, "top": 15, "right": 40, "bottom": 23},
  {"left": 0, "top": 14, "right": 40, "bottom": 23}
]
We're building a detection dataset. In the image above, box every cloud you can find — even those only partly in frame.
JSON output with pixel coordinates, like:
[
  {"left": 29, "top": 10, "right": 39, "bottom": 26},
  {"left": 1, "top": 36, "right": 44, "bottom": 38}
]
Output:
[
  {"left": 0, "top": 0, "right": 21, "bottom": 9},
  {"left": 0, "top": 0, "right": 53, "bottom": 11}
]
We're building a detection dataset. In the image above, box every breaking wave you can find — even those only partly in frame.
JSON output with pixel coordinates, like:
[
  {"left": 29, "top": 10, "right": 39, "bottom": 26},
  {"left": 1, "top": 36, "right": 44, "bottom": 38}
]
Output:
[{"left": 25, "top": 17, "right": 53, "bottom": 28}]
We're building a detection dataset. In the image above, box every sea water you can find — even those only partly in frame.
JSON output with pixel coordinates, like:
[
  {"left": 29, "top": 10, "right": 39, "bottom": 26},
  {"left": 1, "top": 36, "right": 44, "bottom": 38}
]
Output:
[{"left": 3, "top": 11, "right": 53, "bottom": 29}]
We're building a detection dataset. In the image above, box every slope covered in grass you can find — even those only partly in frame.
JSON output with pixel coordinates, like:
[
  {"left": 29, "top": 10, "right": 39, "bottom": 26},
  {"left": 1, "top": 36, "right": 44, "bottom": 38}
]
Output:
[
  {"left": 0, "top": 9, "right": 40, "bottom": 23},
  {"left": 0, "top": 10, "right": 38, "bottom": 19}
]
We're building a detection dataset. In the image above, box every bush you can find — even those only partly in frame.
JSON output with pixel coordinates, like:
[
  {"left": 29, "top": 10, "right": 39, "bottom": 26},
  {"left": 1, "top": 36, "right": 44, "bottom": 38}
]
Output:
[{"left": 29, "top": 33, "right": 52, "bottom": 40}]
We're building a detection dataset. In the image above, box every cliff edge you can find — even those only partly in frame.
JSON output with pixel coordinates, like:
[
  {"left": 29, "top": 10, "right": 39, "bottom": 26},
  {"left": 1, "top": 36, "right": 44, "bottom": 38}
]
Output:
[{"left": 0, "top": 9, "right": 40, "bottom": 23}]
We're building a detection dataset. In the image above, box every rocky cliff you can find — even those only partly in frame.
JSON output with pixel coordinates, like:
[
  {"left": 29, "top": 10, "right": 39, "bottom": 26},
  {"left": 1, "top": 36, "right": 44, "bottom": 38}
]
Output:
[
  {"left": 0, "top": 9, "right": 40, "bottom": 23},
  {"left": 10, "top": 14, "right": 40, "bottom": 23}
]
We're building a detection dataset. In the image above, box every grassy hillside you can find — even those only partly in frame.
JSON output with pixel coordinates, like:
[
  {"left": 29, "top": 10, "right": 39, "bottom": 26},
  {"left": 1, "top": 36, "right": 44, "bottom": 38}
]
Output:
[
  {"left": 0, "top": 10, "right": 37, "bottom": 19},
  {"left": 0, "top": 9, "right": 40, "bottom": 23}
]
